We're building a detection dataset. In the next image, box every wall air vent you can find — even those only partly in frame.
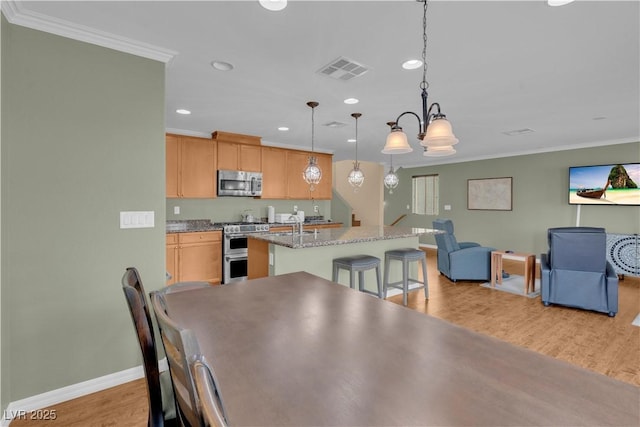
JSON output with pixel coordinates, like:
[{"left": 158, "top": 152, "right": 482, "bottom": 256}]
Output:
[{"left": 317, "top": 57, "right": 369, "bottom": 81}]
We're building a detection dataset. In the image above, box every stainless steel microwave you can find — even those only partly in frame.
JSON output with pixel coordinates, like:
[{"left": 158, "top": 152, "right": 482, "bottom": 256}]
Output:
[{"left": 217, "top": 170, "right": 262, "bottom": 197}]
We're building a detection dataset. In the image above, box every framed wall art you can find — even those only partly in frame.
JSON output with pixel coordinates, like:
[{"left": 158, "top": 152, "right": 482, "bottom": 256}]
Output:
[{"left": 467, "top": 177, "right": 512, "bottom": 211}]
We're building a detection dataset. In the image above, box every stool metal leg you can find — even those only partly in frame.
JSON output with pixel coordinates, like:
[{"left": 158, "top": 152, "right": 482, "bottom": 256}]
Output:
[
  {"left": 349, "top": 269, "right": 356, "bottom": 290},
  {"left": 358, "top": 270, "right": 365, "bottom": 292},
  {"left": 375, "top": 265, "right": 383, "bottom": 299},
  {"left": 402, "top": 257, "right": 409, "bottom": 306},
  {"left": 383, "top": 256, "right": 391, "bottom": 298},
  {"left": 332, "top": 264, "right": 339, "bottom": 282},
  {"left": 421, "top": 256, "right": 429, "bottom": 299}
]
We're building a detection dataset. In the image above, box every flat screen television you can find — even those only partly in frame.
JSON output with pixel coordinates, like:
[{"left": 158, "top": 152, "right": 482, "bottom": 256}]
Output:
[{"left": 569, "top": 163, "right": 640, "bottom": 205}]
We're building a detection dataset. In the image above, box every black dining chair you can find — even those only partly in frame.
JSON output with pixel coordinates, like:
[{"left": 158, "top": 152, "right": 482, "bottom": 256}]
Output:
[{"left": 121, "top": 267, "right": 177, "bottom": 427}]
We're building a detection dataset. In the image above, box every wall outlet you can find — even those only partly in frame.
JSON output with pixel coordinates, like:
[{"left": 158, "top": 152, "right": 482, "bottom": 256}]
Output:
[
  {"left": 174, "top": 206, "right": 180, "bottom": 215},
  {"left": 406, "top": 204, "right": 410, "bottom": 210},
  {"left": 444, "top": 205, "right": 452, "bottom": 211},
  {"left": 293, "top": 205, "right": 298, "bottom": 213},
  {"left": 314, "top": 205, "right": 319, "bottom": 213}
]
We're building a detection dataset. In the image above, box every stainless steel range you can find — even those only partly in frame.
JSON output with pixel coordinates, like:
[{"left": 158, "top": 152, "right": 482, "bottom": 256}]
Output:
[{"left": 220, "top": 222, "right": 269, "bottom": 284}]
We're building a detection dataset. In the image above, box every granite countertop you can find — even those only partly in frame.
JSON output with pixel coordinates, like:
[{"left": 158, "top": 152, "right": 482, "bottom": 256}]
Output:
[
  {"left": 166, "top": 220, "right": 222, "bottom": 233},
  {"left": 249, "top": 226, "right": 442, "bottom": 249},
  {"left": 166, "top": 219, "right": 340, "bottom": 233}
]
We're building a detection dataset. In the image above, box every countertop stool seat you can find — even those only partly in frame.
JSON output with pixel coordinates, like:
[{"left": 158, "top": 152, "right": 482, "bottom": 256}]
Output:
[
  {"left": 384, "top": 248, "right": 428, "bottom": 306},
  {"left": 332, "top": 255, "right": 383, "bottom": 298}
]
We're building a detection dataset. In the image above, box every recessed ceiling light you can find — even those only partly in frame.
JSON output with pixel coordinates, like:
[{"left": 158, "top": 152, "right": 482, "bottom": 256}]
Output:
[
  {"left": 344, "top": 98, "right": 359, "bottom": 105},
  {"left": 211, "top": 60, "right": 234, "bottom": 71},
  {"left": 278, "top": 126, "right": 289, "bottom": 131},
  {"left": 259, "top": 0, "right": 287, "bottom": 12},
  {"left": 402, "top": 59, "right": 423, "bottom": 70},
  {"left": 547, "top": 0, "right": 575, "bottom": 6},
  {"left": 592, "top": 116, "right": 607, "bottom": 121},
  {"left": 176, "top": 109, "right": 191, "bottom": 115},
  {"left": 347, "top": 138, "right": 356, "bottom": 143}
]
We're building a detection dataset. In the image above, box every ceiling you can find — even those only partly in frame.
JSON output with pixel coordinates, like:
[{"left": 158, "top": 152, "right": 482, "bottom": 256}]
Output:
[{"left": 5, "top": 0, "right": 639, "bottom": 168}]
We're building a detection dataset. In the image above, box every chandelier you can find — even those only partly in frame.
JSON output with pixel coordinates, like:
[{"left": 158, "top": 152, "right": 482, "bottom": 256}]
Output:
[
  {"left": 302, "top": 101, "right": 322, "bottom": 190},
  {"left": 347, "top": 113, "right": 364, "bottom": 189},
  {"left": 382, "top": 0, "right": 458, "bottom": 157}
]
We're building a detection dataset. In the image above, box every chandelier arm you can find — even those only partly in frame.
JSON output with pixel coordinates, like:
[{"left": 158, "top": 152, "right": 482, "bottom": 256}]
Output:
[{"left": 393, "top": 111, "right": 424, "bottom": 133}]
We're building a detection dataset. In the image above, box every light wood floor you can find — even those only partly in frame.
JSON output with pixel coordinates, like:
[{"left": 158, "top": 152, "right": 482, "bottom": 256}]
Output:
[{"left": 10, "top": 249, "right": 639, "bottom": 426}]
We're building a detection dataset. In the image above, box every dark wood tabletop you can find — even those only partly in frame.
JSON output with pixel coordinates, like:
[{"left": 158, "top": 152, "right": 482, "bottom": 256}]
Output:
[{"left": 162, "top": 271, "right": 639, "bottom": 426}]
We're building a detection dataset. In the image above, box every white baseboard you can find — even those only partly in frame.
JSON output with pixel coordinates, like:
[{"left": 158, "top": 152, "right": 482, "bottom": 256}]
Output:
[{"left": 2, "top": 359, "right": 167, "bottom": 426}]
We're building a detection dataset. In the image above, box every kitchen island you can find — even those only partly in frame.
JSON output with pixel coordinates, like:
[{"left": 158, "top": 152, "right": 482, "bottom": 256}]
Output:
[{"left": 248, "top": 226, "right": 440, "bottom": 294}]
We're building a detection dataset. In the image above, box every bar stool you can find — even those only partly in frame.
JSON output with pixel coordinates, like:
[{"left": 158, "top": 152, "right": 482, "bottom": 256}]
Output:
[
  {"left": 384, "top": 248, "right": 428, "bottom": 306},
  {"left": 332, "top": 255, "right": 383, "bottom": 298}
]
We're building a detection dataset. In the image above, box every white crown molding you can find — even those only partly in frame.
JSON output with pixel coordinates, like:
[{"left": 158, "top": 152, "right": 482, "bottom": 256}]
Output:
[{"left": 1, "top": 0, "right": 177, "bottom": 64}]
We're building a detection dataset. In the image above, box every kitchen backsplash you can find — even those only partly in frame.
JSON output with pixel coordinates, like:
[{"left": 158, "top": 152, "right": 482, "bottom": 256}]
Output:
[{"left": 166, "top": 197, "right": 331, "bottom": 223}]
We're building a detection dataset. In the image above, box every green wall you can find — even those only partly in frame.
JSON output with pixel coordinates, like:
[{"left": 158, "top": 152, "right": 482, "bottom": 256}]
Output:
[
  {"left": 1, "top": 20, "right": 166, "bottom": 404},
  {"left": 166, "top": 197, "right": 331, "bottom": 223},
  {"left": 385, "top": 142, "right": 640, "bottom": 255}
]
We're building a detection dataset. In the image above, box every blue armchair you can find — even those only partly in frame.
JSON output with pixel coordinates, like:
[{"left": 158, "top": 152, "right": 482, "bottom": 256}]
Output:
[
  {"left": 432, "top": 219, "right": 495, "bottom": 282},
  {"left": 541, "top": 227, "right": 618, "bottom": 317}
]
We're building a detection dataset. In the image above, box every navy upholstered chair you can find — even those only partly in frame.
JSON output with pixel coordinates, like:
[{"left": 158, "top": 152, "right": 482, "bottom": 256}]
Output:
[
  {"left": 432, "top": 219, "right": 495, "bottom": 282},
  {"left": 540, "top": 227, "right": 618, "bottom": 317}
]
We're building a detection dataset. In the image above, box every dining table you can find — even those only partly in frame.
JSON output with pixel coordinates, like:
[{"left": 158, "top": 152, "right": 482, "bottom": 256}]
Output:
[{"left": 161, "top": 271, "right": 639, "bottom": 426}]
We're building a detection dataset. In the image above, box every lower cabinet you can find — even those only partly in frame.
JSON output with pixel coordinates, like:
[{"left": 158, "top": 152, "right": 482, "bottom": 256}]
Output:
[{"left": 166, "top": 231, "right": 222, "bottom": 285}]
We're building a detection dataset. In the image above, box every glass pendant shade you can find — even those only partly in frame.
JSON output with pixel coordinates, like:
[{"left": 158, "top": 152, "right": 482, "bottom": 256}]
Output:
[
  {"left": 421, "top": 117, "right": 459, "bottom": 148},
  {"left": 382, "top": 130, "right": 413, "bottom": 154},
  {"left": 423, "top": 145, "right": 457, "bottom": 157},
  {"left": 303, "top": 101, "right": 322, "bottom": 189},
  {"left": 384, "top": 166, "right": 399, "bottom": 193},
  {"left": 302, "top": 155, "right": 322, "bottom": 188},
  {"left": 348, "top": 163, "right": 365, "bottom": 188}
]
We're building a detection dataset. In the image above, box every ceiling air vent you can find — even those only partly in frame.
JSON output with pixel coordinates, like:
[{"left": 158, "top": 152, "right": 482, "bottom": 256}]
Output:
[
  {"left": 322, "top": 121, "right": 348, "bottom": 128},
  {"left": 317, "top": 57, "right": 369, "bottom": 81},
  {"left": 502, "top": 128, "right": 535, "bottom": 136}
]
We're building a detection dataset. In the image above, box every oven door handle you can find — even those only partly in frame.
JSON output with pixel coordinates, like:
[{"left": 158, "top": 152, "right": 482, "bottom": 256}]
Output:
[{"left": 225, "top": 255, "right": 247, "bottom": 262}]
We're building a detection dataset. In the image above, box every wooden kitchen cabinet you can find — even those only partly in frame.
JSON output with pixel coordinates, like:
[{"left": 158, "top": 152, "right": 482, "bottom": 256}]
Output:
[
  {"left": 286, "top": 150, "right": 312, "bottom": 199},
  {"left": 213, "top": 131, "right": 262, "bottom": 172},
  {"left": 285, "top": 150, "right": 333, "bottom": 200},
  {"left": 261, "top": 146, "right": 288, "bottom": 199},
  {"left": 166, "top": 134, "right": 216, "bottom": 198},
  {"left": 166, "top": 231, "right": 222, "bottom": 285},
  {"left": 217, "top": 141, "right": 262, "bottom": 172},
  {"left": 166, "top": 233, "right": 179, "bottom": 285},
  {"left": 314, "top": 153, "right": 333, "bottom": 199}
]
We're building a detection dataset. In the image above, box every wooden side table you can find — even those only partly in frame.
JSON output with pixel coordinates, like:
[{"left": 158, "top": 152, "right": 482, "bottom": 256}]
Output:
[{"left": 491, "top": 251, "right": 536, "bottom": 295}]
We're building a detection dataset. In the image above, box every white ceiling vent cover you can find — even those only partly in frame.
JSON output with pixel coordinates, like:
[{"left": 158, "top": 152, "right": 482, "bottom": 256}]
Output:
[
  {"left": 322, "top": 121, "right": 348, "bottom": 128},
  {"left": 317, "top": 57, "right": 369, "bottom": 81}
]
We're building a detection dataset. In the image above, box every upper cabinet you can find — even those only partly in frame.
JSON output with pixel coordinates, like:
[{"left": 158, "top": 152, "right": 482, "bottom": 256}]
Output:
[
  {"left": 213, "top": 131, "right": 262, "bottom": 172},
  {"left": 283, "top": 150, "right": 333, "bottom": 200},
  {"left": 166, "top": 134, "right": 216, "bottom": 198},
  {"left": 166, "top": 131, "right": 332, "bottom": 200},
  {"left": 261, "top": 146, "right": 288, "bottom": 199}
]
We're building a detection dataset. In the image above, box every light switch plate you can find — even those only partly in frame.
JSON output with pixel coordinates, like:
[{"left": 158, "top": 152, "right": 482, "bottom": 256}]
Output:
[
  {"left": 120, "top": 211, "right": 155, "bottom": 229},
  {"left": 174, "top": 206, "right": 180, "bottom": 215},
  {"left": 444, "top": 205, "right": 452, "bottom": 211}
]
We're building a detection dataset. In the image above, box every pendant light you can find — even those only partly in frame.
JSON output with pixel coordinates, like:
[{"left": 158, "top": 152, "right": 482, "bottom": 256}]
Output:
[
  {"left": 382, "top": 0, "right": 458, "bottom": 157},
  {"left": 302, "top": 101, "right": 322, "bottom": 190},
  {"left": 383, "top": 122, "right": 399, "bottom": 193},
  {"left": 347, "top": 113, "right": 364, "bottom": 188},
  {"left": 384, "top": 155, "right": 399, "bottom": 194}
]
